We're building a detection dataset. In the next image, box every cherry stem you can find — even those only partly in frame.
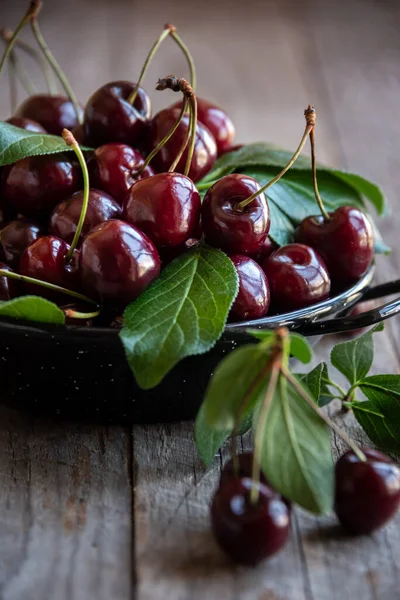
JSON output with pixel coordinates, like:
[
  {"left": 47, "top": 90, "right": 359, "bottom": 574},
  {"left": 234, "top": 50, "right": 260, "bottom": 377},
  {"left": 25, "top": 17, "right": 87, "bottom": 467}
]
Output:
[
  {"left": 235, "top": 106, "right": 316, "bottom": 211},
  {"left": 280, "top": 364, "right": 367, "bottom": 462},
  {"left": 184, "top": 96, "right": 197, "bottom": 177},
  {"left": 169, "top": 98, "right": 191, "bottom": 172},
  {"left": 9, "top": 48, "right": 37, "bottom": 95},
  {"left": 63, "top": 307, "right": 100, "bottom": 320},
  {"left": 8, "top": 52, "right": 18, "bottom": 112},
  {"left": 127, "top": 25, "right": 174, "bottom": 105},
  {"left": 30, "top": 1, "right": 82, "bottom": 125},
  {"left": 0, "top": 268, "right": 99, "bottom": 308},
  {"left": 170, "top": 30, "right": 196, "bottom": 91},
  {"left": 0, "top": 3, "right": 33, "bottom": 78},
  {"left": 62, "top": 129, "right": 89, "bottom": 262},
  {"left": 309, "top": 128, "right": 330, "bottom": 221}
]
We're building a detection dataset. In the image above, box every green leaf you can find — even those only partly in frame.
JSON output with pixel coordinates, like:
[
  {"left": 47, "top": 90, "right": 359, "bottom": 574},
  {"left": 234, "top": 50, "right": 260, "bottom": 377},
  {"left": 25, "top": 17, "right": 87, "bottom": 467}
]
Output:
[
  {"left": 0, "top": 296, "right": 65, "bottom": 324},
  {"left": 330, "top": 323, "right": 384, "bottom": 385},
  {"left": 0, "top": 121, "right": 92, "bottom": 166},
  {"left": 358, "top": 374, "right": 400, "bottom": 397},
  {"left": 332, "top": 170, "right": 387, "bottom": 216},
  {"left": 120, "top": 244, "right": 238, "bottom": 389},
  {"left": 257, "top": 376, "right": 334, "bottom": 514},
  {"left": 247, "top": 329, "right": 312, "bottom": 364},
  {"left": 298, "top": 362, "right": 333, "bottom": 406}
]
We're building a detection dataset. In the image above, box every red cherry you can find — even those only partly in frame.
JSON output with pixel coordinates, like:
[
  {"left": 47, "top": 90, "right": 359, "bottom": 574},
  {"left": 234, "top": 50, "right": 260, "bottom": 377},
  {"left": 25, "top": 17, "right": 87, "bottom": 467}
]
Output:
[
  {"left": 144, "top": 106, "right": 217, "bottom": 182},
  {"left": 6, "top": 116, "right": 47, "bottom": 133},
  {"left": 79, "top": 219, "right": 160, "bottom": 308},
  {"left": 159, "top": 237, "right": 200, "bottom": 267},
  {"left": 334, "top": 448, "right": 400, "bottom": 535},
  {"left": 211, "top": 477, "right": 290, "bottom": 565},
  {"left": 49, "top": 189, "right": 121, "bottom": 244},
  {"left": 123, "top": 172, "right": 201, "bottom": 249},
  {"left": 0, "top": 218, "right": 43, "bottom": 269},
  {"left": 202, "top": 174, "right": 270, "bottom": 255},
  {"left": 1, "top": 154, "right": 81, "bottom": 217},
  {"left": 263, "top": 243, "right": 331, "bottom": 312},
  {"left": 228, "top": 254, "right": 270, "bottom": 321},
  {"left": 220, "top": 453, "right": 269, "bottom": 488},
  {"left": 295, "top": 206, "right": 374, "bottom": 287},
  {"left": 251, "top": 237, "right": 279, "bottom": 265},
  {"left": 88, "top": 143, "right": 154, "bottom": 206},
  {"left": 83, "top": 81, "right": 151, "bottom": 147},
  {"left": 0, "top": 262, "right": 18, "bottom": 300},
  {"left": 170, "top": 97, "right": 235, "bottom": 155},
  {"left": 15, "top": 94, "right": 83, "bottom": 136}
]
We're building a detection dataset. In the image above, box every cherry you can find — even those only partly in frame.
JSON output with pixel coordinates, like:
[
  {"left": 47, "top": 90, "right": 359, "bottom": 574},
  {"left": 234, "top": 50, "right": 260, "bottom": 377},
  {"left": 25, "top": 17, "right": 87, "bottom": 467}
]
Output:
[
  {"left": 0, "top": 194, "right": 14, "bottom": 226},
  {"left": 202, "top": 174, "right": 270, "bottom": 255},
  {"left": 88, "top": 143, "right": 154, "bottom": 206},
  {"left": 170, "top": 97, "right": 235, "bottom": 155},
  {"left": 19, "top": 235, "right": 79, "bottom": 300},
  {"left": 0, "top": 218, "right": 43, "bottom": 269},
  {"left": 1, "top": 154, "right": 81, "bottom": 217},
  {"left": 79, "top": 219, "right": 160, "bottom": 308},
  {"left": 5, "top": 116, "right": 47, "bottom": 133},
  {"left": 15, "top": 95, "right": 83, "bottom": 136},
  {"left": 71, "top": 124, "right": 87, "bottom": 146},
  {"left": 144, "top": 106, "right": 217, "bottom": 182},
  {"left": 210, "top": 477, "right": 290, "bottom": 565},
  {"left": 83, "top": 81, "right": 151, "bottom": 147},
  {"left": 263, "top": 243, "right": 331, "bottom": 312},
  {"left": 228, "top": 254, "right": 270, "bottom": 321},
  {"left": 0, "top": 262, "right": 18, "bottom": 300},
  {"left": 294, "top": 206, "right": 374, "bottom": 287},
  {"left": 123, "top": 172, "right": 201, "bottom": 249},
  {"left": 49, "top": 189, "right": 121, "bottom": 245},
  {"left": 334, "top": 448, "right": 400, "bottom": 535},
  {"left": 251, "top": 237, "right": 279, "bottom": 265},
  {"left": 159, "top": 237, "right": 200, "bottom": 267},
  {"left": 220, "top": 453, "right": 269, "bottom": 488}
]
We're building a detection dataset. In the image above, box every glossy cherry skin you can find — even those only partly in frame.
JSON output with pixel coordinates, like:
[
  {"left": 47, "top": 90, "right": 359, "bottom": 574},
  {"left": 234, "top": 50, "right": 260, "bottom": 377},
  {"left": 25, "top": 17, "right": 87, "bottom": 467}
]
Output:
[
  {"left": 49, "top": 188, "right": 121, "bottom": 244},
  {"left": 1, "top": 154, "right": 81, "bottom": 217},
  {"left": 171, "top": 97, "right": 235, "bottom": 155},
  {"left": 0, "top": 219, "right": 43, "bottom": 269},
  {"left": 263, "top": 243, "right": 331, "bottom": 313},
  {"left": 220, "top": 453, "right": 269, "bottom": 488},
  {"left": 123, "top": 172, "right": 201, "bottom": 249},
  {"left": 251, "top": 237, "right": 279, "bottom": 265},
  {"left": 84, "top": 81, "right": 151, "bottom": 147},
  {"left": 15, "top": 94, "right": 83, "bottom": 136},
  {"left": 88, "top": 143, "right": 154, "bottom": 206},
  {"left": 202, "top": 174, "right": 270, "bottom": 255},
  {"left": 20, "top": 235, "right": 79, "bottom": 300},
  {"left": 228, "top": 254, "right": 270, "bottom": 321},
  {"left": 0, "top": 262, "right": 18, "bottom": 300},
  {"left": 5, "top": 116, "right": 47, "bottom": 133},
  {"left": 211, "top": 477, "right": 290, "bottom": 565},
  {"left": 145, "top": 106, "right": 217, "bottom": 182},
  {"left": 294, "top": 206, "right": 374, "bottom": 287},
  {"left": 80, "top": 220, "right": 160, "bottom": 308},
  {"left": 334, "top": 448, "right": 400, "bottom": 535}
]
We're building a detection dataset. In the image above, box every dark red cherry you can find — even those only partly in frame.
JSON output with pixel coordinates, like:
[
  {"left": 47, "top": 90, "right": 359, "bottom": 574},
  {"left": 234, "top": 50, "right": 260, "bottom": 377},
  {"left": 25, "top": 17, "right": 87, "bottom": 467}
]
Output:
[
  {"left": 20, "top": 235, "right": 79, "bottom": 300},
  {"left": 123, "top": 172, "right": 201, "bottom": 249},
  {"left": 0, "top": 262, "right": 19, "bottom": 300},
  {"left": 220, "top": 453, "right": 269, "bottom": 488},
  {"left": 71, "top": 124, "right": 87, "bottom": 145},
  {"left": 0, "top": 193, "right": 14, "bottom": 226},
  {"left": 49, "top": 189, "right": 121, "bottom": 244},
  {"left": 88, "top": 143, "right": 154, "bottom": 206},
  {"left": 159, "top": 237, "right": 200, "bottom": 267},
  {"left": 334, "top": 448, "right": 400, "bottom": 535},
  {"left": 263, "top": 243, "right": 331, "bottom": 312},
  {"left": 1, "top": 154, "right": 81, "bottom": 217},
  {"left": 15, "top": 94, "right": 83, "bottom": 136},
  {"left": 0, "top": 218, "right": 43, "bottom": 269},
  {"left": 218, "top": 143, "right": 244, "bottom": 158},
  {"left": 171, "top": 97, "right": 235, "bottom": 155},
  {"left": 228, "top": 254, "right": 270, "bottom": 321},
  {"left": 83, "top": 81, "right": 151, "bottom": 147},
  {"left": 145, "top": 106, "right": 217, "bottom": 182},
  {"left": 211, "top": 477, "right": 290, "bottom": 565},
  {"left": 5, "top": 116, "right": 47, "bottom": 133},
  {"left": 202, "top": 174, "right": 270, "bottom": 255},
  {"left": 294, "top": 206, "right": 374, "bottom": 287},
  {"left": 80, "top": 219, "right": 160, "bottom": 308},
  {"left": 251, "top": 237, "right": 279, "bottom": 265}
]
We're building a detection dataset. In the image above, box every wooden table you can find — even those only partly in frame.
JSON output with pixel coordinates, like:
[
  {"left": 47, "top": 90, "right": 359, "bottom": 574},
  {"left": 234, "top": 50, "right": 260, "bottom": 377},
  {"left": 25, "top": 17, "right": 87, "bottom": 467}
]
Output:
[{"left": 0, "top": 0, "right": 400, "bottom": 598}]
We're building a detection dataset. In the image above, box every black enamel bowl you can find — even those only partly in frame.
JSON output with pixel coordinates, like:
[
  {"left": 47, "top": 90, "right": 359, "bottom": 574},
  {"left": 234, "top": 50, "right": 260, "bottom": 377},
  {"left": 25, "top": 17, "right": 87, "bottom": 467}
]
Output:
[{"left": 1, "top": 266, "right": 400, "bottom": 424}]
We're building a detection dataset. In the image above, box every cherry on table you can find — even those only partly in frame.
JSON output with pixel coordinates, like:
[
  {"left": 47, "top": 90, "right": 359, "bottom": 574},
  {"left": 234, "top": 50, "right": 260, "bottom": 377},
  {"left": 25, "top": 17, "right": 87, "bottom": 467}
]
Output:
[
  {"left": 79, "top": 219, "right": 160, "bottom": 308},
  {"left": 211, "top": 477, "right": 290, "bottom": 565},
  {"left": 88, "top": 143, "right": 154, "bottom": 206},
  {"left": 334, "top": 448, "right": 400, "bottom": 535},
  {"left": 5, "top": 116, "right": 47, "bottom": 133},
  {"left": 15, "top": 94, "right": 83, "bottom": 136},
  {"left": 202, "top": 174, "right": 270, "bottom": 255},
  {"left": 123, "top": 172, "right": 201, "bottom": 249},
  {"left": 228, "top": 254, "right": 270, "bottom": 321},
  {"left": 263, "top": 243, "right": 331, "bottom": 312},
  {"left": 83, "top": 81, "right": 151, "bottom": 147},
  {"left": 49, "top": 189, "right": 121, "bottom": 245},
  {"left": 1, "top": 153, "right": 81, "bottom": 217},
  {"left": 0, "top": 218, "right": 43, "bottom": 269},
  {"left": 0, "top": 262, "right": 19, "bottom": 301}
]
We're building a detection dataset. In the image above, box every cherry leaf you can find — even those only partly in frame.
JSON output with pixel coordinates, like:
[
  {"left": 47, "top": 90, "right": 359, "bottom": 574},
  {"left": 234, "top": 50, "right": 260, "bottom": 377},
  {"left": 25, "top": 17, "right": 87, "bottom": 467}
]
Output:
[{"left": 0, "top": 296, "right": 65, "bottom": 324}]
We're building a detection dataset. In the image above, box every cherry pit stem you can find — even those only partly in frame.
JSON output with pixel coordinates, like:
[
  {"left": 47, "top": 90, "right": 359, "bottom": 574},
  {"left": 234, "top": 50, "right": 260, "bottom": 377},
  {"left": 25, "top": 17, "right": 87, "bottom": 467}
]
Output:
[
  {"left": 169, "top": 29, "right": 196, "bottom": 91},
  {"left": 63, "top": 307, "right": 101, "bottom": 320},
  {"left": 309, "top": 128, "right": 330, "bottom": 221},
  {"left": 235, "top": 106, "right": 317, "bottom": 211}
]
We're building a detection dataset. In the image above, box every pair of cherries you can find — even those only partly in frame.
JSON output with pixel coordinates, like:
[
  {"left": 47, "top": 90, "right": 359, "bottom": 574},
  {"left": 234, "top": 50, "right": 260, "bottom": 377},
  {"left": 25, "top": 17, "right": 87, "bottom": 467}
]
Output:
[{"left": 211, "top": 449, "right": 400, "bottom": 565}]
